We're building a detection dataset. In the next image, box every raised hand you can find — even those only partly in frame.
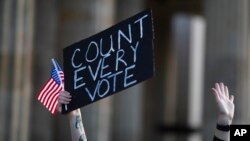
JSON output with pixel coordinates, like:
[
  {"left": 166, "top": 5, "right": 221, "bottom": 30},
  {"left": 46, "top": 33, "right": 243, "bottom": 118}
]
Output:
[{"left": 211, "top": 82, "right": 234, "bottom": 125}]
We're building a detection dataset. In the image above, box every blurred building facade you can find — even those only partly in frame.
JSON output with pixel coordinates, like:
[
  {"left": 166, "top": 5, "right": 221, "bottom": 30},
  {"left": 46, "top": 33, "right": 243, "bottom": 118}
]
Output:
[{"left": 1, "top": 0, "right": 250, "bottom": 141}]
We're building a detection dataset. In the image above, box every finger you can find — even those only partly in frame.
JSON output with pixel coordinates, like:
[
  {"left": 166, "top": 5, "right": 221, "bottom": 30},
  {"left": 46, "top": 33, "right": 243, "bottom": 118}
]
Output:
[
  {"left": 225, "top": 86, "right": 229, "bottom": 98},
  {"left": 59, "top": 92, "right": 71, "bottom": 100},
  {"left": 58, "top": 96, "right": 71, "bottom": 104},
  {"left": 230, "top": 95, "right": 234, "bottom": 103},
  {"left": 58, "top": 100, "right": 62, "bottom": 107},
  {"left": 58, "top": 96, "right": 71, "bottom": 102},
  {"left": 57, "top": 102, "right": 62, "bottom": 113},
  {"left": 59, "top": 99, "right": 70, "bottom": 104},
  {"left": 62, "top": 94, "right": 71, "bottom": 99},
  {"left": 215, "top": 83, "right": 222, "bottom": 94},
  {"left": 211, "top": 88, "right": 220, "bottom": 101},
  {"left": 220, "top": 82, "right": 225, "bottom": 96},
  {"left": 60, "top": 91, "right": 71, "bottom": 98}
]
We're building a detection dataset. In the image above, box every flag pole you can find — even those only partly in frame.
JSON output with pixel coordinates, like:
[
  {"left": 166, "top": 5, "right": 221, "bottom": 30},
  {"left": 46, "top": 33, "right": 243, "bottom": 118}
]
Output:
[{"left": 51, "top": 58, "right": 68, "bottom": 111}]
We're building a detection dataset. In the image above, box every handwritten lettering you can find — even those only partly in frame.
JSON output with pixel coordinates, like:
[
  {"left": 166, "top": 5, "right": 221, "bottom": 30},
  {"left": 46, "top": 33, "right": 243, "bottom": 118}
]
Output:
[{"left": 65, "top": 12, "right": 151, "bottom": 105}]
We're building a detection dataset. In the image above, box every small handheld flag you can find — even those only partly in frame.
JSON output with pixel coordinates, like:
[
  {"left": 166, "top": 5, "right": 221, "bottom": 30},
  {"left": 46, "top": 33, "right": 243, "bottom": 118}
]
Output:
[
  {"left": 52, "top": 59, "right": 68, "bottom": 111},
  {"left": 37, "top": 59, "right": 64, "bottom": 114}
]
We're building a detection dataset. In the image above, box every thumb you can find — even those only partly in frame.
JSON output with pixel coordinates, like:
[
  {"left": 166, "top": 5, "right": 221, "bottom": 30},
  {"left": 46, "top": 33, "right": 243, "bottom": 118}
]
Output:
[
  {"left": 58, "top": 102, "right": 62, "bottom": 113},
  {"left": 230, "top": 95, "right": 234, "bottom": 103}
]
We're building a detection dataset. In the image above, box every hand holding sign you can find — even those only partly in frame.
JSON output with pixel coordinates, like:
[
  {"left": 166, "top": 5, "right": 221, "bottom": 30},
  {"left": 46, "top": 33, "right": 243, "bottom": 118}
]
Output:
[
  {"left": 62, "top": 9, "right": 154, "bottom": 114},
  {"left": 58, "top": 91, "right": 71, "bottom": 113}
]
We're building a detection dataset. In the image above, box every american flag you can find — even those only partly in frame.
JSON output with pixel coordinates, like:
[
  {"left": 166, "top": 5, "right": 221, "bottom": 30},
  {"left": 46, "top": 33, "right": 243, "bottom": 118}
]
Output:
[{"left": 37, "top": 59, "right": 64, "bottom": 114}]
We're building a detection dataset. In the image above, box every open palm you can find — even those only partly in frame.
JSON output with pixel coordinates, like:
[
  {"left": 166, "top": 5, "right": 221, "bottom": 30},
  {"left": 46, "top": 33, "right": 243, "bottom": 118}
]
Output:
[{"left": 211, "top": 83, "right": 234, "bottom": 125}]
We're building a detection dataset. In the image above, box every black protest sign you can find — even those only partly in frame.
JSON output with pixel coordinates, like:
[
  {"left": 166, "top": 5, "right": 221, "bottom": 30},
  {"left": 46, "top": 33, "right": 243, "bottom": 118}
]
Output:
[{"left": 62, "top": 9, "right": 154, "bottom": 113}]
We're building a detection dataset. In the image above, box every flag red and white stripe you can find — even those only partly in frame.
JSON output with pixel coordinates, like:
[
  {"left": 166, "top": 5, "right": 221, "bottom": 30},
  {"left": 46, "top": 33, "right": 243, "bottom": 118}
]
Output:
[{"left": 37, "top": 60, "right": 64, "bottom": 114}]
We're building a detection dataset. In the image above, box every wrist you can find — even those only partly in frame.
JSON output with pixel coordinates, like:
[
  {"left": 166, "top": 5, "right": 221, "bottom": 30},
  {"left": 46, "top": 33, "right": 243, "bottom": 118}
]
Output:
[
  {"left": 67, "top": 109, "right": 81, "bottom": 119},
  {"left": 217, "top": 115, "right": 232, "bottom": 125},
  {"left": 216, "top": 124, "right": 230, "bottom": 132}
]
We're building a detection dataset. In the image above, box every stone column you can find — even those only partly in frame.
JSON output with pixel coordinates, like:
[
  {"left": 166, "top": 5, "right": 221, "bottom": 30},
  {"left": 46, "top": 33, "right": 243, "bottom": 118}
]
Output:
[
  {"left": 165, "top": 14, "right": 205, "bottom": 141},
  {"left": 30, "top": 0, "right": 58, "bottom": 141},
  {"left": 0, "top": 0, "right": 35, "bottom": 141},
  {"left": 237, "top": 0, "right": 250, "bottom": 123}
]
